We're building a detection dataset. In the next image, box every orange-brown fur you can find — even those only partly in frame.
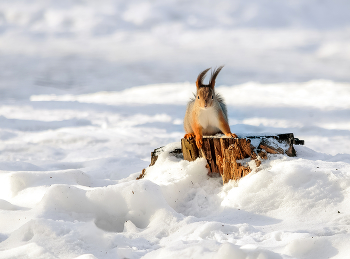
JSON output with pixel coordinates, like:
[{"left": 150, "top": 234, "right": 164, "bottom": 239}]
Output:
[{"left": 184, "top": 66, "right": 237, "bottom": 149}]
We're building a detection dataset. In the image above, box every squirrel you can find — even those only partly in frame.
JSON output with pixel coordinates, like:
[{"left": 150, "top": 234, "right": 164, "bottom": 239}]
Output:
[{"left": 183, "top": 66, "right": 238, "bottom": 149}]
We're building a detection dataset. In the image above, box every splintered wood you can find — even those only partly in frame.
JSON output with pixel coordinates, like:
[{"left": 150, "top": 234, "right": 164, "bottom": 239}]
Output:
[
  {"left": 221, "top": 140, "right": 253, "bottom": 183},
  {"left": 181, "top": 137, "right": 260, "bottom": 184},
  {"left": 181, "top": 134, "right": 299, "bottom": 184},
  {"left": 142, "top": 133, "right": 302, "bottom": 184}
]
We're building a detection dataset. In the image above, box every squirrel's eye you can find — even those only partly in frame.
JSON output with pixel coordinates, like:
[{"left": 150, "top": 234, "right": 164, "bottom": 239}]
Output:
[
  {"left": 197, "top": 96, "right": 200, "bottom": 99},
  {"left": 211, "top": 95, "right": 213, "bottom": 99}
]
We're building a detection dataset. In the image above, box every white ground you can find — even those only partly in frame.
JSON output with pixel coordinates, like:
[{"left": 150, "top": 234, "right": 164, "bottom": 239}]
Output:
[{"left": 0, "top": 1, "right": 350, "bottom": 258}]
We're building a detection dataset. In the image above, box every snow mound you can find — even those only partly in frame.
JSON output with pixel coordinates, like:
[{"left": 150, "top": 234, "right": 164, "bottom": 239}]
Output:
[
  {"left": 2, "top": 139, "right": 349, "bottom": 258},
  {"left": 36, "top": 180, "right": 179, "bottom": 232}
]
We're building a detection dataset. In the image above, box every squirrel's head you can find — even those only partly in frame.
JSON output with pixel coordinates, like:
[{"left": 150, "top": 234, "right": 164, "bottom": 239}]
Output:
[{"left": 195, "top": 66, "right": 223, "bottom": 109}]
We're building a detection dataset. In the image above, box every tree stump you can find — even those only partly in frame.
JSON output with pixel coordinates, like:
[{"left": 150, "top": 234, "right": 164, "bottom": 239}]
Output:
[
  {"left": 181, "top": 137, "right": 256, "bottom": 183},
  {"left": 181, "top": 133, "right": 302, "bottom": 184},
  {"left": 139, "top": 133, "right": 303, "bottom": 184}
]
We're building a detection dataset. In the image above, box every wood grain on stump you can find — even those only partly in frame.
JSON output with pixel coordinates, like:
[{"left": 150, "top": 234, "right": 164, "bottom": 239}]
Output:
[
  {"left": 181, "top": 137, "right": 257, "bottom": 183},
  {"left": 181, "top": 133, "right": 300, "bottom": 184},
  {"left": 140, "top": 133, "right": 302, "bottom": 184}
]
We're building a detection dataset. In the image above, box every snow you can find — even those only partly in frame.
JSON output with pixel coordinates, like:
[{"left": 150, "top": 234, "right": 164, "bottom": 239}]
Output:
[{"left": 1, "top": 0, "right": 350, "bottom": 258}]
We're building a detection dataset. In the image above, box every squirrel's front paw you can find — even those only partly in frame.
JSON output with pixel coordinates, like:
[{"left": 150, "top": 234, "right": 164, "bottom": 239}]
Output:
[
  {"left": 226, "top": 133, "right": 238, "bottom": 138},
  {"left": 196, "top": 137, "right": 203, "bottom": 149},
  {"left": 184, "top": 133, "right": 195, "bottom": 140}
]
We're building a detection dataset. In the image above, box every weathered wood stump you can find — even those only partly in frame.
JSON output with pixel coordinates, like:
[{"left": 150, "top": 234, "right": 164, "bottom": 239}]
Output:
[
  {"left": 181, "top": 133, "right": 301, "bottom": 184},
  {"left": 181, "top": 137, "right": 256, "bottom": 183},
  {"left": 139, "top": 133, "right": 303, "bottom": 184}
]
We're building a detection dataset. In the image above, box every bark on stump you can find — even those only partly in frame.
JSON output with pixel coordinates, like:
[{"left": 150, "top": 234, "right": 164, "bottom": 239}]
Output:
[
  {"left": 181, "top": 133, "right": 300, "bottom": 184},
  {"left": 139, "top": 133, "right": 302, "bottom": 184},
  {"left": 181, "top": 137, "right": 256, "bottom": 184}
]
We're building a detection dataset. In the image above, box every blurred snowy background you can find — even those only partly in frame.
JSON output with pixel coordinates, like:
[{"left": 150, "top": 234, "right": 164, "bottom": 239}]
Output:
[{"left": 1, "top": 0, "right": 350, "bottom": 98}]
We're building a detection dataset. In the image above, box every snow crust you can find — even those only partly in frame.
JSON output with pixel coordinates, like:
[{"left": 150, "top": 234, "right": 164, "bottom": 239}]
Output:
[{"left": 1, "top": 0, "right": 350, "bottom": 258}]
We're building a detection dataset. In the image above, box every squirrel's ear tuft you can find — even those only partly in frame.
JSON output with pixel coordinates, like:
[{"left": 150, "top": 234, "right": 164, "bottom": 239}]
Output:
[
  {"left": 196, "top": 68, "right": 211, "bottom": 89},
  {"left": 209, "top": 65, "right": 224, "bottom": 89}
]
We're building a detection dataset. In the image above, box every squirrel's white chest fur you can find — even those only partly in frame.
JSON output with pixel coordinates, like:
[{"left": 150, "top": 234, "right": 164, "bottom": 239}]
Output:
[{"left": 198, "top": 107, "right": 220, "bottom": 135}]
